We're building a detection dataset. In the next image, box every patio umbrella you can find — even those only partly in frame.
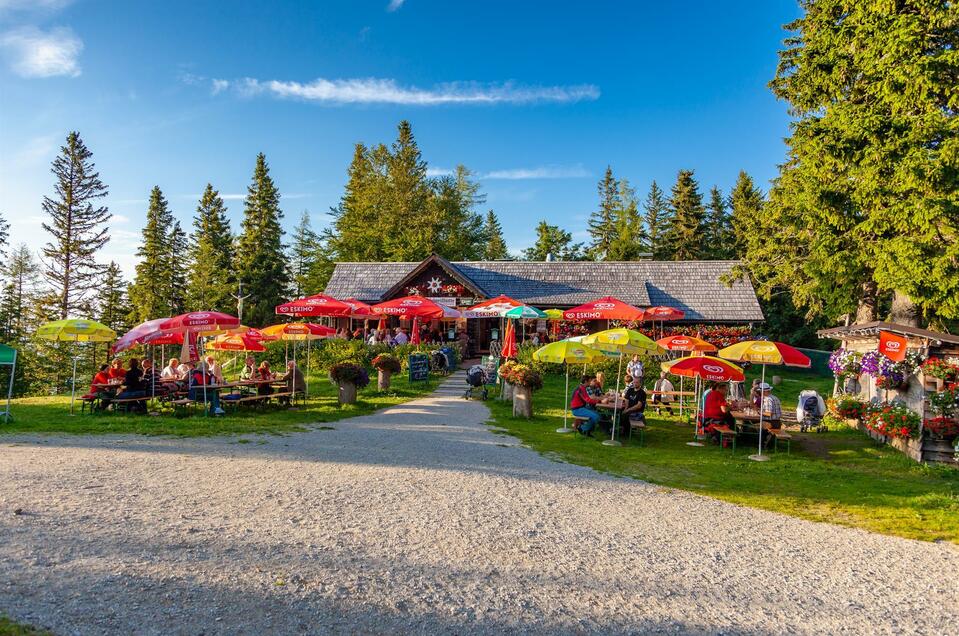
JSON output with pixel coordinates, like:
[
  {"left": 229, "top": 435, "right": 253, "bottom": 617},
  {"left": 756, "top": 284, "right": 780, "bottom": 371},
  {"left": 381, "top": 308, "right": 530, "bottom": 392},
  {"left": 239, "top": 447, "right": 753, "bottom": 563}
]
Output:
[
  {"left": 112, "top": 318, "right": 168, "bottom": 354},
  {"left": 662, "top": 355, "right": 745, "bottom": 446},
  {"left": 341, "top": 298, "right": 374, "bottom": 317},
  {"left": 544, "top": 308, "right": 564, "bottom": 338},
  {"left": 261, "top": 322, "right": 335, "bottom": 398},
  {"left": 275, "top": 294, "right": 353, "bottom": 317},
  {"left": 656, "top": 335, "right": 717, "bottom": 418},
  {"left": 646, "top": 306, "right": 685, "bottom": 339},
  {"left": 563, "top": 296, "right": 646, "bottom": 326},
  {"left": 462, "top": 295, "right": 523, "bottom": 318},
  {"left": 504, "top": 305, "right": 546, "bottom": 343},
  {"left": 582, "top": 328, "right": 663, "bottom": 447},
  {"left": 37, "top": 319, "right": 117, "bottom": 415},
  {"left": 718, "top": 340, "right": 810, "bottom": 461},
  {"left": 500, "top": 319, "right": 517, "bottom": 359},
  {"left": 158, "top": 312, "right": 240, "bottom": 413},
  {"left": 206, "top": 333, "right": 267, "bottom": 352},
  {"left": 371, "top": 296, "right": 462, "bottom": 320},
  {"left": 533, "top": 339, "right": 606, "bottom": 433},
  {"left": 410, "top": 317, "right": 421, "bottom": 345}
]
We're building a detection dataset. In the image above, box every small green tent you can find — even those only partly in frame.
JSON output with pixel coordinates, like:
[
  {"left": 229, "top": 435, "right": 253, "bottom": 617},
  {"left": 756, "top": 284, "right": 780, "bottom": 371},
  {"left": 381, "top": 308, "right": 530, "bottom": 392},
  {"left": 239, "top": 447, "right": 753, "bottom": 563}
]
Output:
[{"left": 0, "top": 344, "right": 16, "bottom": 423}]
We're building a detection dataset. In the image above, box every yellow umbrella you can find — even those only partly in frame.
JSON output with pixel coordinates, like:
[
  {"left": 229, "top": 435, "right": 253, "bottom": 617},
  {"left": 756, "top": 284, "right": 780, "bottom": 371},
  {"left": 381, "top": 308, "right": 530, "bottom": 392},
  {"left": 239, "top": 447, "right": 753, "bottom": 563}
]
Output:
[
  {"left": 543, "top": 309, "right": 564, "bottom": 320},
  {"left": 534, "top": 340, "right": 606, "bottom": 433},
  {"left": 37, "top": 319, "right": 117, "bottom": 415}
]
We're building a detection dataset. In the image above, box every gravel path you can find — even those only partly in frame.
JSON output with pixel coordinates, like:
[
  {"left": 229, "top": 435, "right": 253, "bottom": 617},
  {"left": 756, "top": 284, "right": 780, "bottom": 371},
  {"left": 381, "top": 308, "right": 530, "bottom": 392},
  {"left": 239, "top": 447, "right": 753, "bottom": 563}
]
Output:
[{"left": 2, "top": 373, "right": 957, "bottom": 635}]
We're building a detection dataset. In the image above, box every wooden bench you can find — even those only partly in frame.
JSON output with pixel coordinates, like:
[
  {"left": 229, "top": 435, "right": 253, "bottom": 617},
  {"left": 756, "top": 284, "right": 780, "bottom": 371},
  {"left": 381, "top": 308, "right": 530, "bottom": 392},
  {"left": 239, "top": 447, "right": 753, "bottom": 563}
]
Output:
[
  {"left": 80, "top": 395, "right": 99, "bottom": 414},
  {"left": 764, "top": 425, "right": 792, "bottom": 453},
  {"left": 170, "top": 398, "right": 195, "bottom": 417},
  {"left": 111, "top": 396, "right": 150, "bottom": 414},
  {"left": 572, "top": 417, "right": 589, "bottom": 432},
  {"left": 712, "top": 425, "right": 737, "bottom": 451}
]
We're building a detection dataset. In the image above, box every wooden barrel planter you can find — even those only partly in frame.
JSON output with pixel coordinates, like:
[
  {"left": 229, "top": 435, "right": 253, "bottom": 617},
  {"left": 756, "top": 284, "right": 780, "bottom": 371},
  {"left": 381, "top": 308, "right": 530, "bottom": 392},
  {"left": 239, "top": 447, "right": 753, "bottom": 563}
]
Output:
[
  {"left": 513, "top": 385, "right": 533, "bottom": 418},
  {"left": 338, "top": 381, "right": 357, "bottom": 405},
  {"left": 377, "top": 370, "right": 392, "bottom": 391}
]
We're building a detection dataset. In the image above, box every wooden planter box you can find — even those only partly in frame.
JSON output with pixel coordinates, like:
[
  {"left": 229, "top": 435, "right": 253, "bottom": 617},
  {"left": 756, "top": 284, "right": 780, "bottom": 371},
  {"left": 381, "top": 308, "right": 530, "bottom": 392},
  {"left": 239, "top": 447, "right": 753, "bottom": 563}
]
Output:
[{"left": 857, "top": 421, "right": 957, "bottom": 465}]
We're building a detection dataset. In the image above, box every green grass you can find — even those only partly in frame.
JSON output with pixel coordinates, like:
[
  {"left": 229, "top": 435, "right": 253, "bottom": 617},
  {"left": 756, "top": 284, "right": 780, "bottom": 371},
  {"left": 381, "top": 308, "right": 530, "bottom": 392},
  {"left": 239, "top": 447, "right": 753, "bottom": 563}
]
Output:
[
  {"left": 0, "top": 374, "right": 436, "bottom": 437},
  {"left": 488, "top": 369, "right": 959, "bottom": 544},
  {"left": 0, "top": 615, "right": 52, "bottom": 636}
]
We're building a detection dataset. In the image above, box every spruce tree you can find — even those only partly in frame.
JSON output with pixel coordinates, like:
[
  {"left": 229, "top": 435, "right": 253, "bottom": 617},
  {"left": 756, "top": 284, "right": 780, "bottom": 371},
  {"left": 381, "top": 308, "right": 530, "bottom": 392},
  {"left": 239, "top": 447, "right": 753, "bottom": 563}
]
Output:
[
  {"left": 587, "top": 166, "right": 620, "bottom": 260},
  {"left": 523, "top": 221, "right": 585, "bottom": 261},
  {"left": 429, "top": 166, "right": 485, "bottom": 260},
  {"left": 642, "top": 181, "right": 671, "bottom": 259},
  {"left": 607, "top": 179, "right": 645, "bottom": 260},
  {"left": 169, "top": 221, "right": 188, "bottom": 315},
  {"left": 96, "top": 261, "right": 131, "bottom": 335},
  {"left": 327, "top": 143, "right": 384, "bottom": 262},
  {"left": 289, "top": 210, "right": 319, "bottom": 298},
  {"left": 0, "top": 244, "right": 40, "bottom": 343},
  {"left": 482, "top": 210, "right": 509, "bottom": 260},
  {"left": 40, "top": 131, "right": 111, "bottom": 318},
  {"left": 128, "top": 186, "right": 174, "bottom": 323},
  {"left": 188, "top": 184, "right": 234, "bottom": 312},
  {"left": 233, "top": 153, "right": 289, "bottom": 326},
  {"left": 383, "top": 121, "right": 433, "bottom": 260},
  {"left": 703, "top": 186, "right": 734, "bottom": 259},
  {"left": 0, "top": 211, "right": 9, "bottom": 260},
  {"left": 728, "top": 171, "right": 765, "bottom": 255},
  {"left": 664, "top": 169, "right": 705, "bottom": 260}
]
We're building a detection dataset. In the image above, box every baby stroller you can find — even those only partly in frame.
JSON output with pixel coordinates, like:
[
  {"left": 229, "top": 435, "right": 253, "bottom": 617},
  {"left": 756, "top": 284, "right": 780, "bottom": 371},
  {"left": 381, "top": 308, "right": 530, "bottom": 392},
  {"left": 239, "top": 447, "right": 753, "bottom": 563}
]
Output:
[
  {"left": 797, "top": 389, "right": 827, "bottom": 432},
  {"left": 463, "top": 365, "right": 490, "bottom": 400}
]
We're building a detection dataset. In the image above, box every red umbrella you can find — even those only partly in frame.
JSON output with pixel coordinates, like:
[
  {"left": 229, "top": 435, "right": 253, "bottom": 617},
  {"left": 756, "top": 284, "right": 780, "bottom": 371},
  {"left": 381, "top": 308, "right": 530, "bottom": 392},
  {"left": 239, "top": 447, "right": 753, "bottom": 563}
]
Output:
[
  {"left": 410, "top": 317, "right": 421, "bottom": 345},
  {"left": 112, "top": 318, "right": 168, "bottom": 354},
  {"left": 143, "top": 330, "right": 184, "bottom": 346},
  {"left": 158, "top": 311, "right": 240, "bottom": 334},
  {"left": 647, "top": 306, "right": 685, "bottom": 339},
  {"left": 341, "top": 298, "right": 374, "bottom": 317},
  {"left": 371, "top": 296, "right": 462, "bottom": 320},
  {"left": 501, "top": 319, "right": 517, "bottom": 358},
  {"left": 656, "top": 335, "right": 716, "bottom": 352},
  {"left": 664, "top": 355, "right": 744, "bottom": 382},
  {"left": 563, "top": 296, "right": 645, "bottom": 322},
  {"left": 275, "top": 294, "right": 353, "bottom": 317},
  {"left": 463, "top": 295, "right": 523, "bottom": 318}
]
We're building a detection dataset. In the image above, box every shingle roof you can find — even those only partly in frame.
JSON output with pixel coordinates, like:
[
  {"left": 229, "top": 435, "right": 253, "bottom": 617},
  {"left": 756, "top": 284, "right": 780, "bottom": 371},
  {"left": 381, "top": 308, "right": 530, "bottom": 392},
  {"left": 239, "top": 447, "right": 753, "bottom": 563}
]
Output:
[{"left": 324, "top": 259, "right": 764, "bottom": 322}]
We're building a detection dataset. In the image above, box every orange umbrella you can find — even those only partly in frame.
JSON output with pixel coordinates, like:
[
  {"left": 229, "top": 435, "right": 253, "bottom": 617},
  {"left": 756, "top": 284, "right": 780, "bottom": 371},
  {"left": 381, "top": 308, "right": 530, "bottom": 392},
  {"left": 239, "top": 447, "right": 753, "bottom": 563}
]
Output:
[
  {"left": 656, "top": 335, "right": 716, "bottom": 352},
  {"left": 206, "top": 333, "right": 267, "bottom": 352}
]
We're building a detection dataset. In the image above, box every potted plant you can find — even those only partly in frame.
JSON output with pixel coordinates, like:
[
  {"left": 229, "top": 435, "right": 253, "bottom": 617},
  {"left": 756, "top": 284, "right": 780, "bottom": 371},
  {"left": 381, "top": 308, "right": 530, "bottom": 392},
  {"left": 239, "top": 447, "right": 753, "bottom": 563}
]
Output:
[
  {"left": 921, "top": 357, "right": 959, "bottom": 390},
  {"left": 329, "top": 363, "right": 370, "bottom": 404},
  {"left": 827, "top": 395, "right": 868, "bottom": 421},
  {"left": 505, "top": 364, "right": 544, "bottom": 418},
  {"left": 498, "top": 359, "right": 518, "bottom": 401},
  {"left": 860, "top": 351, "right": 908, "bottom": 391},
  {"left": 371, "top": 353, "right": 402, "bottom": 391},
  {"left": 864, "top": 403, "right": 921, "bottom": 440}
]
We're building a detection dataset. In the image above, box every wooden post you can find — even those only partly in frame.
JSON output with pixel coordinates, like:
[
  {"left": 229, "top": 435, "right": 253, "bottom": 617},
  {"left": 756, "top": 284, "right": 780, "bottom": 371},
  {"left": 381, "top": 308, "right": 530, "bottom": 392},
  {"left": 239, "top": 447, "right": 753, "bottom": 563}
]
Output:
[
  {"left": 338, "top": 381, "right": 357, "bottom": 404},
  {"left": 377, "top": 369, "right": 392, "bottom": 391},
  {"left": 513, "top": 385, "right": 533, "bottom": 418}
]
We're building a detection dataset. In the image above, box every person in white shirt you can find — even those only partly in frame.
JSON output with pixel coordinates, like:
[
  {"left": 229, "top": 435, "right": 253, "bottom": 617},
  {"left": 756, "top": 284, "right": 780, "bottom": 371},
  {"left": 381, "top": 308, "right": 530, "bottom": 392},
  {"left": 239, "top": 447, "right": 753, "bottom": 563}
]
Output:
[
  {"left": 393, "top": 328, "right": 409, "bottom": 346},
  {"left": 626, "top": 355, "right": 644, "bottom": 383},
  {"left": 367, "top": 330, "right": 379, "bottom": 345},
  {"left": 160, "top": 358, "right": 180, "bottom": 381},
  {"left": 205, "top": 355, "right": 224, "bottom": 385},
  {"left": 652, "top": 372, "right": 674, "bottom": 415}
]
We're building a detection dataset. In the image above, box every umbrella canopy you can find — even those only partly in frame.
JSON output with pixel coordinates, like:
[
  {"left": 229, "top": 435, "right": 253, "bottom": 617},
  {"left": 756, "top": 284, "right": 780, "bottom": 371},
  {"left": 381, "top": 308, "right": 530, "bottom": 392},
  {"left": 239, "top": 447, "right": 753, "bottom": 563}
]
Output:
[
  {"left": 410, "top": 317, "right": 422, "bottom": 344},
  {"left": 533, "top": 340, "right": 606, "bottom": 364},
  {"left": 656, "top": 335, "right": 717, "bottom": 352},
  {"left": 261, "top": 322, "right": 335, "bottom": 341},
  {"left": 143, "top": 330, "right": 184, "bottom": 346},
  {"left": 543, "top": 309, "right": 565, "bottom": 321},
  {"left": 158, "top": 312, "right": 240, "bottom": 334},
  {"left": 371, "top": 296, "right": 462, "bottom": 320},
  {"left": 718, "top": 340, "right": 811, "bottom": 367},
  {"left": 646, "top": 306, "right": 685, "bottom": 321},
  {"left": 206, "top": 333, "right": 267, "bottom": 352},
  {"left": 37, "top": 319, "right": 116, "bottom": 342},
  {"left": 462, "top": 295, "right": 523, "bottom": 318},
  {"left": 504, "top": 305, "right": 547, "bottom": 319},
  {"left": 563, "top": 296, "right": 645, "bottom": 322},
  {"left": 276, "top": 294, "right": 353, "bottom": 317},
  {"left": 341, "top": 298, "right": 374, "bottom": 317},
  {"left": 501, "top": 319, "right": 518, "bottom": 358},
  {"left": 112, "top": 318, "right": 168, "bottom": 354},
  {"left": 662, "top": 355, "right": 744, "bottom": 382},
  {"left": 582, "top": 328, "right": 664, "bottom": 356}
]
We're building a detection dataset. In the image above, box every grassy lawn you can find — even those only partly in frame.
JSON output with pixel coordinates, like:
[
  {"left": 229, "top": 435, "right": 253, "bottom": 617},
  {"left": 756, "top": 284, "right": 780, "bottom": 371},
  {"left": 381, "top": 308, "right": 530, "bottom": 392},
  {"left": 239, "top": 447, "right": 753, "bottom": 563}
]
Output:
[
  {"left": 487, "top": 369, "right": 959, "bottom": 544},
  {"left": 0, "top": 615, "right": 52, "bottom": 636},
  {"left": 0, "top": 374, "right": 437, "bottom": 437}
]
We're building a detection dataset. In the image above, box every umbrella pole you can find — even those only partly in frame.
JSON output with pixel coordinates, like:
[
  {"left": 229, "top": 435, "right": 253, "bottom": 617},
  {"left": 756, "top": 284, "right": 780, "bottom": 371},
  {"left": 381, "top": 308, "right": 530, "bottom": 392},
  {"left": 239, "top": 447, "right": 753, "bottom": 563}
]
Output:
[
  {"left": 306, "top": 339, "right": 310, "bottom": 401},
  {"left": 687, "top": 375, "right": 704, "bottom": 447},
  {"left": 556, "top": 364, "right": 573, "bottom": 433},
  {"left": 602, "top": 353, "right": 623, "bottom": 447},
  {"left": 749, "top": 365, "right": 770, "bottom": 462},
  {"left": 69, "top": 355, "right": 77, "bottom": 416},
  {"left": 679, "top": 375, "right": 684, "bottom": 419},
  {"left": 5, "top": 351, "right": 15, "bottom": 423}
]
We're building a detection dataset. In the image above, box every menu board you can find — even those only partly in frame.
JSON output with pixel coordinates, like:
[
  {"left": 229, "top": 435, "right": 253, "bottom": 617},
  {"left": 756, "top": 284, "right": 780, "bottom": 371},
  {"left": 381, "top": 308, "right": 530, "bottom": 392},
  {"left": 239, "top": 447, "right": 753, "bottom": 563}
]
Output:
[
  {"left": 408, "top": 353, "right": 429, "bottom": 382},
  {"left": 481, "top": 355, "right": 499, "bottom": 383}
]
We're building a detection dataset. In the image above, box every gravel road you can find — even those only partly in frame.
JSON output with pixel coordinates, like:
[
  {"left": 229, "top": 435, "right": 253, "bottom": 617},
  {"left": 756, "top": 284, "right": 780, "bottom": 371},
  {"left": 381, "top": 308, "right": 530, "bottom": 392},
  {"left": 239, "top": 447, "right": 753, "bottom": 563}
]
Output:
[{"left": 2, "top": 373, "right": 957, "bottom": 635}]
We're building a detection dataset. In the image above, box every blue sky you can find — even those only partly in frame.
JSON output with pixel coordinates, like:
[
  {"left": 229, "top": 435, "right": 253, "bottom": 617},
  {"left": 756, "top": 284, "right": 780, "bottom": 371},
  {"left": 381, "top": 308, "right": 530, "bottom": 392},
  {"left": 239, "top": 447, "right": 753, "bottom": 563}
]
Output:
[{"left": 0, "top": 0, "right": 801, "bottom": 276}]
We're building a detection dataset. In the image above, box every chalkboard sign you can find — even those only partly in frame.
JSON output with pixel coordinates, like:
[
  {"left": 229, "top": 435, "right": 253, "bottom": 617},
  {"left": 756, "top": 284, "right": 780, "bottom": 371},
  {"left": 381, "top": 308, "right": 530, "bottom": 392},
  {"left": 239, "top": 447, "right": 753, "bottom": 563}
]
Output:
[
  {"left": 408, "top": 353, "right": 429, "bottom": 383},
  {"left": 481, "top": 355, "right": 499, "bottom": 384}
]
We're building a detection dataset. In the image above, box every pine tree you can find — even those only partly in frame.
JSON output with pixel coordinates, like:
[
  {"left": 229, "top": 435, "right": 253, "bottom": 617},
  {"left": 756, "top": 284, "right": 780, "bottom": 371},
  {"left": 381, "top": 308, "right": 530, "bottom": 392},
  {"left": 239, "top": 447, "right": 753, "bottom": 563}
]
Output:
[
  {"left": 96, "top": 261, "right": 131, "bottom": 335},
  {"left": 169, "top": 221, "right": 188, "bottom": 315},
  {"left": 428, "top": 166, "right": 485, "bottom": 260},
  {"left": 327, "top": 143, "right": 385, "bottom": 262},
  {"left": 289, "top": 210, "right": 319, "bottom": 298},
  {"left": 642, "top": 180, "right": 671, "bottom": 259},
  {"left": 0, "top": 244, "right": 40, "bottom": 343},
  {"left": 758, "top": 1, "right": 959, "bottom": 321},
  {"left": 0, "top": 211, "right": 9, "bottom": 260},
  {"left": 664, "top": 170, "right": 705, "bottom": 260},
  {"left": 233, "top": 153, "right": 289, "bottom": 326},
  {"left": 482, "top": 210, "right": 509, "bottom": 260},
  {"left": 128, "top": 186, "right": 174, "bottom": 323},
  {"left": 523, "top": 221, "right": 585, "bottom": 261},
  {"left": 40, "top": 131, "right": 111, "bottom": 318},
  {"left": 607, "top": 179, "right": 646, "bottom": 261},
  {"left": 728, "top": 171, "right": 765, "bottom": 255},
  {"left": 187, "top": 184, "right": 234, "bottom": 312},
  {"left": 383, "top": 121, "right": 434, "bottom": 261},
  {"left": 587, "top": 166, "right": 620, "bottom": 260},
  {"left": 703, "top": 186, "right": 734, "bottom": 259}
]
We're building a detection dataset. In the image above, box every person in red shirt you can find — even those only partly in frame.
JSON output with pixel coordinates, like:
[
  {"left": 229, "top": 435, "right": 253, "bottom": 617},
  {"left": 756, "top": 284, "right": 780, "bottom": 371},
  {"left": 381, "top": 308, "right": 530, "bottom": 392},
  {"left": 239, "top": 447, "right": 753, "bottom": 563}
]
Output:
[
  {"left": 107, "top": 358, "right": 125, "bottom": 380},
  {"left": 89, "top": 364, "right": 110, "bottom": 393},
  {"left": 703, "top": 383, "right": 734, "bottom": 441},
  {"left": 570, "top": 375, "right": 601, "bottom": 436}
]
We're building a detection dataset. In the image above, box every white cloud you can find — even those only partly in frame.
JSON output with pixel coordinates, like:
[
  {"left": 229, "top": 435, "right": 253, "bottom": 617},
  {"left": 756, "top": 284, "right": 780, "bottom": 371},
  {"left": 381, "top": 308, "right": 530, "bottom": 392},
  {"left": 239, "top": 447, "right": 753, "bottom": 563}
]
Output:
[
  {"left": 426, "top": 167, "right": 453, "bottom": 177},
  {"left": 0, "top": 0, "right": 72, "bottom": 14},
  {"left": 211, "top": 77, "right": 599, "bottom": 106},
  {"left": 386, "top": 0, "right": 405, "bottom": 12},
  {"left": 111, "top": 214, "right": 131, "bottom": 223},
  {"left": 482, "top": 165, "right": 590, "bottom": 180},
  {"left": 0, "top": 26, "right": 82, "bottom": 78}
]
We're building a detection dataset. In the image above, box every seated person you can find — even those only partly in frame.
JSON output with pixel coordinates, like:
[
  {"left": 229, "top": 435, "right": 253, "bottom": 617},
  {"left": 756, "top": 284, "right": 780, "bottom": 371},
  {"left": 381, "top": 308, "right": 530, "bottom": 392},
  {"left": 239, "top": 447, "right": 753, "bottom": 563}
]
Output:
[
  {"left": 239, "top": 356, "right": 256, "bottom": 381},
  {"left": 107, "top": 358, "right": 126, "bottom": 381},
  {"left": 621, "top": 375, "right": 647, "bottom": 437},
  {"left": 279, "top": 360, "right": 306, "bottom": 404},
  {"left": 140, "top": 358, "right": 165, "bottom": 397},
  {"left": 588, "top": 372, "right": 605, "bottom": 397},
  {"left": 256, "top": 361, "right": 274, "bottom": 397},
  {"left": 703, "top": 383, "right": 734, "bottom": 442},
  {"left": 569, "top": 375, "right": 601, "bottom": 436},
  {"left": 652, "top": 372, "right": 674, "bottom": 415},
  {"left": 115, "top": 358, "right": 147, "bottom": 413},
  {"left": 160, "top": 357, "right": 180, "bottom": 382},
  {"left": 760, "top": 383, "right": 783, "bottom": 447},
  {"left": 187, "top": 362, "right": 224, "bottom": 415},
  {"left": 204, "top": 355, "right": 224, "bottom": 385},
  {"left": 89, "top": 364, "right": 110, "bottom": 393}
]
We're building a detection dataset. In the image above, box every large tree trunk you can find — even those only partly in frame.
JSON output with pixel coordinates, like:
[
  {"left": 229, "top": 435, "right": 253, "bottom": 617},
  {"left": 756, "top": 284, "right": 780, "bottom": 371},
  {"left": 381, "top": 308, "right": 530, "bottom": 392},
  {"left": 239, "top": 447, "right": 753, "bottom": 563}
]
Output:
[
  {"left": 512, "top": 385, "right": 533, "bottom": 418},
  {"left": 855, "top": 280, "right": 879, "bottom": 324},
  {"left": 890, "top": 290, "right": 919, "bottom": 327}
]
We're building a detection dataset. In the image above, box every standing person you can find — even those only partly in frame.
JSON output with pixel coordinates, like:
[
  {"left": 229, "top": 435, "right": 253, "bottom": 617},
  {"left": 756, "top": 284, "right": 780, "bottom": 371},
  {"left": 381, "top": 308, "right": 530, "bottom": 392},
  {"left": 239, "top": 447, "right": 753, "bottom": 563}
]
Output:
[
  {"left": 570, "top": 375, "right": 601, "bottom": 436},
  {"left": 621, "top": 374, "right": 647, "bottom": 438},
  {"left": 652, "top": 372, "right": 674, "bottom": 415},
  {"left": 626, "top": 354, "right": 644, "bottom": 384},
  {"left": 239, "top": 356, "right": 256, "bottom": 381}
]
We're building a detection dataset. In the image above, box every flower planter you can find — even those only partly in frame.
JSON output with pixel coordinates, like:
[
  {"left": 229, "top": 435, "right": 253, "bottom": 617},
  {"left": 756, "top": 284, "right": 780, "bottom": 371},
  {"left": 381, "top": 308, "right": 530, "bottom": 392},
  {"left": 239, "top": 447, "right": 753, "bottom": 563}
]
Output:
[
  {"left": 338, "top": 381, "right": 357, "bottom": 405},
  {"left": 501, "top": 381, "right": 514, "bottom": 402},
  {"left": 377, "top": 369, "right": 392, "bottom": 391},
  {"left": 512, "top": 385, "right": 533, "bottom": 418}
]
